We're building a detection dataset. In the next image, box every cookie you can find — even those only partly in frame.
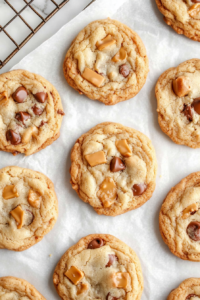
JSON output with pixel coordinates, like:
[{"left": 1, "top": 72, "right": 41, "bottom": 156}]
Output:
[
  {"left": 63, "top": 18, "right": 149, "bottom": 105},
  {"left": 0, "top": 276, "right": 45, "bottom": 299},
  {"left": 168, "top": 278, "right": 200, "bottom": 300},
  {"left": 155, "top": 59, "right": 200, "bottom": 148},
  {"left": 159, "top": 172, "right": 200, "bottom": 261},
  {"left": 0, "top": 69, "right": 64, "bottom": 156},
  {"left": 53, "top": 234, "right": 143, "bottom": 300},
  {"left": 70, "top": 122, "right": 157, "bottom": 216},
  {"left": 155, "top": 0, "right": 200, "bottom": 42},
  {"left": 0, "top": 166, "right": 58, "bottom": 251}
]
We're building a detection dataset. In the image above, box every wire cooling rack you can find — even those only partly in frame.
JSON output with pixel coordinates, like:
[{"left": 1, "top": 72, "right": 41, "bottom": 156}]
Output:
[{"left": 0, "top": 0, "right": 74, "bottom": 69}]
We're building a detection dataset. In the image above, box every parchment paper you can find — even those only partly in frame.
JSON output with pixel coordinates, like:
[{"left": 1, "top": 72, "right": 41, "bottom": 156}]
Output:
[{"left": 1, "top": 0, "right": 200, "bottom": 299}]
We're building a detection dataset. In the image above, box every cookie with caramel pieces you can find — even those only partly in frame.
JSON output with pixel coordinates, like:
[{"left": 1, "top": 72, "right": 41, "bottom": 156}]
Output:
[
  {"left": 0, "top": 166, "right": 58, "bottom": 251},
  {"left": 0, "top": 276, "right": 46, "bottom": 300},
  {"left": 155, "top": 59, "right": 200, "bottom": 148},
  {"left": 63, "top": 18, "right": 149, "bottom": 105},
  {"left": 159, "top": 172, "right": 200, "bottom": 261},
  {"left": 53, "top": 234, "right": 143, "bottom": 300},
  {"left": 167, "top": 278, "right": 200, "bottom": 300},
  {"left": 0, "top": 69, "right": 64, "bottom": 156},
  {"left": 70, "top": 122, "right": 157, "bottom": 216}
]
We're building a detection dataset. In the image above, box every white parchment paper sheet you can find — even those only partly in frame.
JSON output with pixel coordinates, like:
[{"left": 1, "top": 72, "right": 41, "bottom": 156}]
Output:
[{"left": 1, "top": 0, "right": 200, "bottom": 299}]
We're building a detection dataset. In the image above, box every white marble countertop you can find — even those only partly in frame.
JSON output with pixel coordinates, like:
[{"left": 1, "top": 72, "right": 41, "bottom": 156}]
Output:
[{"left": 0, "top": 0, "right": 92, "bottom": 74}]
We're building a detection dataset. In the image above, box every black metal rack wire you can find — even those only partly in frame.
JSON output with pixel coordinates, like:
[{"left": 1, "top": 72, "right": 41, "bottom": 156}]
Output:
[{"left": 0, "top": 0, "right": 71, "bottom": 69}]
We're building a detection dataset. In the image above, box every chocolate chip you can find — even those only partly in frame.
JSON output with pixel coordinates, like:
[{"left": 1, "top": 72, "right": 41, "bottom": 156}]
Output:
[
  {"left": 106, "top": 293, "right": 118, "bottom": 300},
  {"left": 192, "top": 98, "right": 200, "bottom": 115},
  {"left": 119, "top": 64, "right": 130, "bottom": 78},
  {"left": 39, "top": 120, "right": 46, "bottom": 128},
  {"left": 57, "top": 109, "right": 65, "bottom": 115},
  {"left": 34, "top": 92, "right": 47, "bottom": 103},
  {"left": 15, "top": 112, "right": 31, "bottom": 124},
  {"left": 110, "top": 157, "right": 126, "bottom": 172},
  {"left": 12, "top": 151, "right": 19, "bottom": 156},
  {"left": 183, "top": 104, "right": 193, "bottom": 121},
  {"left": 187, "top": 221, "right": 200, "bottom": 241},
  {"left": 20, "top": 205, "right": 34, "bottom": 226},
  {"left": 88, "top": 238, "right": 104, "bottom": 249},
  {"left": 32, "top": 105, "right": 44, "bottom": 116},
  {"left": 186, "top": 295, "right": 199, "bottom": 300},
  {"left": 106, "top": 254, "right": 118, "bottom": 267},
  {"left": 6, "top": 130, "right": 21, "bottom": 145},
  {"left": 192, "top": 0, "right": 200, "bottom": 2},
  {"left": 12, "top": 87, "right": 28, "bottom": 103},
  {"left": 132, "top": 183, "right": 147, "bottom": 196}
]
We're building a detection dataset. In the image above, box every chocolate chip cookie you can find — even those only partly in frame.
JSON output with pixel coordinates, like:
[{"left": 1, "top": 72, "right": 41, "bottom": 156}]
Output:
[
  {"left": 53, "top": 234, "right": 143, "bottom": 300},
  {"left": 0, "top": 276, "right": 45, "bottom": 299},
  {"left": 0, "top": 166, "right": 58, "bottom": 251},
  {"left": 168, "top": 278, "right": 200, "bottom": 300},
  {"left": 70, "top": 122, "right": 157, "bottom": 216},
  {"left": 63, "top": 18, "right": 149, "bottom": 105},
  {"left": 155, "top": 0, "right": 200, "bottom": 42},
  {"left": 155, "top": 59, "right": 200, "bottom": 148},
  {"left": 0, "top": 69, "right": 64, "bottom": 156},
  {"left": 159, "top": 172, "right": 200, "bottom": 261}
]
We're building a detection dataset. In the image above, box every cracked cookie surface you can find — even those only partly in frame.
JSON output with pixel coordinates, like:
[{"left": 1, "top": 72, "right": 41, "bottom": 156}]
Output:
[
  {"left": 156, "top": 59, "right": 200, "bottom": 148},
  {"left": 0, "top": 166, "right": 58, "bottom": 251},
  {"left": 159, "top": 172, "right": 200, "bottom": 261},
  {"left": 63, "top": 18, "right": 149, "bottom": 105},
  {"left": 53, "top": 234, "right": 143, "bottom": 300},
  {"left": 70, "top": 122, "right": 157, "bottom": 216},
  {"left": 0, "top": 69, "right": 64, "bottom": 156},
  {"left": 0, "top": 276, "right": 46, "bottom": 300},
  {"left": 168, "top": 278, "right": 200, "bottom": 300},
  {"left": 155, "top": 0, "right": 200, "bottom": 41}
]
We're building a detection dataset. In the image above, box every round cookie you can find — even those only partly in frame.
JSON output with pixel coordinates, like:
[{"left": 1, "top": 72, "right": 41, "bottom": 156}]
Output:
[
  {"left": 159, "top": 172, "right": 200, "bottom": 261},
  {"left": 155, "top": 0, "right": 200, "bottom": 42},
  {"left": 0, "top": 276, "right": 46, "bottom": 300},
  {"left": 53, "top": 234, "right": 143, "bottom": 300},
  {"left": 63, "top": 18, "right": 149, "bottom": 105},
  {"left": 0, "top": 166, "right": 58, "bottom": 251},
  {"left": 155, "top": 59, "right": 200, "bottom": 148},
  {"left": 168, "top": 278, "right": 200, "bottom": 300},
  {"left": 0, "top": 69, "right": 64, "bottom": 156},
  {"left": 70, "top": 122, "right": 157, "bottom": 216}
]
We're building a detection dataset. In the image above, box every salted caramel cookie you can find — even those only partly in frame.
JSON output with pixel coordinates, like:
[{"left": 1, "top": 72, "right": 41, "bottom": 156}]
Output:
[
  {"left": 155, "top": 59, "right": 200, "bottom": 148},
  {"left": 0, "top": 69, "right": 64, "bottom": 156},
  {"left": 168, "top": 278, "right": 200, "bottom": 300},
  {"left": 0, "top": 166, "right": 58, "bottom": 251},
  {"left": 70, "top": 122, "right": 157, "bottom": 216},
  {"left": 63, "top": 18, "right": 149, "bottom": 105},
  {"left": 159, "top": 172, "right": 200, "bottom": 261},
  {"left": 53, "top": 234, "right": 143, "bottom": 300},
  {"left": 0, "top": 276, "right": 46, "bottom": 300},
  {"left": 155, "top": 0, "right": 200, "bottom": 42}
]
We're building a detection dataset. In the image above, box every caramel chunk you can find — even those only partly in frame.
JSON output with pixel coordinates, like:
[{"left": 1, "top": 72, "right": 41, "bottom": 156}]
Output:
[
  {"left": 96, "top": 35, "right": 116, "bottom": 51},
  {"left": 6, "top": 130, "right": 21, "bottom": 145},
  {"left": 182, "top": 203, "right": 198, "bottom": 219},
  {"left": 98, "top": 177, "right": 117, "bottom": 208},
  {"left": 65, "top": 266, "right": 84, "bottom": 285},
  {"left": 0, "top": 91, "right": 8, "bottom": 105},
  {"left": 10, "top": 206, "right": 24, "bottom": 229},
  {"left": 112, "top": 48, "right": 127, "bottom": 62},
  {"left": 2, "top": 185, "right": 19, "bottom": 200},
  {"left": 28, "top": 189, "right": 41, "bottom": 208},
  {"left": 115, "top": 140, "right": 132, "bottom": 157},
  {"left": 187, "top": 221, "right": 200, "bottom": 241},
  {"left": 82, "top": 68, "right": 105, "bottom": 87},
  {"left": 172, "top": 76, "right": 191, "bottom": 97},
  {"left": 192, "top": 98, "right": 200, "bottom": 114},
  {"left": 77, "top": 283, "right": 88, "bottom": 295},
  {"left": 88, "top": 238, "right": 104, "bottom": 249},
  {"left": 112, "top": 272, "right": 129, "bottom": 288},
  {"left": 188, "top": 3, "right": 200, "bottom": 18},
  {"left": 85, "top": 151, "right": 106, "bottom": 167},
  {"left": 12, "top": 87, "right": 28, "bottom": 103},
  {"left": 22, "top": 126, "right": 38, "bottom": 144}
]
